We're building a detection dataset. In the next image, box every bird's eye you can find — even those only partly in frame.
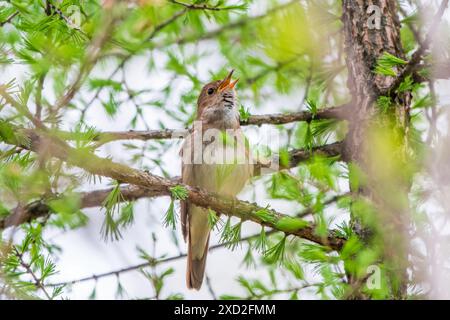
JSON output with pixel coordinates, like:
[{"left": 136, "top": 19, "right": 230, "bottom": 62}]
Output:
[{"left": 207, "top": 88, "right": 215, "bottom": 95}]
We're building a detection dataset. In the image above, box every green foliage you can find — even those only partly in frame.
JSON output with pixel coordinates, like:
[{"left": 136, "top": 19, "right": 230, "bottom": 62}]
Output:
[
  {"left": 103, "top": 92, "right": 120, "bottom": 118},
  {"left": 219, "top": 218, "right": 242, "bottom": 250},
  {"left": 118, "top": 202, "right": 135, "bottom": 228},
  {"left": 0, "top": 120, "right": 31, "bottom": 147},
  {"left": 412, "top": 94, "right": 433, "bottom": 110},
  {"left": 253, "top": 227, "right": 267, "bottom": 253},
  {"left": 238, "top": 105, "right": 251, "bottom": 122},
  {"left": 101, "top": 182, "right": 124, "bottom": 241},
  {"left": 348, "top": 163, "right": 366, "bottom": 192},
  {"left": 1, "top": 223, "right": 62, "bottom": 299},
  {"left": 48, "top": 193, "right": 89, "bottom": 230},
  {"left": 0, "top": 0, "right": 437, "bottom": 300},
  {"left": 377, "top": 96, "right": 393, "bottom": 113},
  {"left": 400, "top": 25, "right": 416, "bottom": 54},
  {"left": 269, "top": 172, "right": 309, "bottom": 204},
  {"left": 263, "top": 236, "right": 286, "bottom": 264},
  {"left": 307, "top": 156, "right": 338, "bottom": 190},
  {"left": 207, "top": 209, "right": 220, "bottom": 230},
  {"left": 299, "top": 243, "right": 331, "bottom": 264},
  {"left": 275, "top": 216, "right": 308, "bottom": 232},
  {"left": 283, "top": 258, "right": 304, "bottom": 280},
  {"left": 141, "top": 266, "right": 180, "bottom": 299},
  {"left": 253, "top": 207, "right": 277, "bottom": 224},
  {"left": 163, "top": 200, "right": 177, "bottom": 230},
  {"left": 375, "top": 52, "right": 408, "bottom": 77},
  {"left": 169, "top": 185, "right": 189, "bottom": 200},
  {"left": 89, "top": 78, "right": 122, "bottom": 92},
  {"left": 163, "top": 185, "right": 189, "bottom": 230}
]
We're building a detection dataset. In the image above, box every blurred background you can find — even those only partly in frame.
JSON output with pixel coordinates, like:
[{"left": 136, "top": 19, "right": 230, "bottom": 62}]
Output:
[{"left": 0, "top": 0, "right": 449, "bottom": 300}]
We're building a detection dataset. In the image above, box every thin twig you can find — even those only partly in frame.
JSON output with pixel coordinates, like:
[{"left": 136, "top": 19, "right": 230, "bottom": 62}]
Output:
[
  {"left": 0, "top": 11, "right": 19, "bottom": 27},
  {"left": 44, "top": 194, "right": 345, "bottom": 288},
  {"left": 14, "top": 248, "right": 52, "bottom": 300},
  {"left": 46, "top": 232, "right": 263, "bottom": 287},
  {"left": 53, "top": 7, "right": 118, "bottom": 115},
  {"left": 0, "top": 85, "right": 45, "bottom": 129},
  {"left": 155, "top": 0, "right": 299, "bottom": 48},
  {"left": 243, "top": 283, "right": 320, "bottom": 300},
  {"left": 80, "top": 8, "right": 188, "bottom": 120},
  {"left": 35, "top": 74, "right": 45, "bottom": 120},
  {"left": 205, "top": 274, "right": 217, "bottom": 299},
  {"left": 168, "top": 0, "right": 239, "bottom": 11},
  {"left": 383, "top": 0, "right": 449, "bottom": 96}
]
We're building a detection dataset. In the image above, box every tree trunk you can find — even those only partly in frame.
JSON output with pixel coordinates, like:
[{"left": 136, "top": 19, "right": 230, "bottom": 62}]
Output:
[{"left": 342, "top": 0, "right": 412, "bottom": 299}]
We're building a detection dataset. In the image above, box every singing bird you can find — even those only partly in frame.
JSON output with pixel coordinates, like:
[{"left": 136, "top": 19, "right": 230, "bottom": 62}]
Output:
[{"left": 180, "top": 70, "right": 253, "bottom": 289}]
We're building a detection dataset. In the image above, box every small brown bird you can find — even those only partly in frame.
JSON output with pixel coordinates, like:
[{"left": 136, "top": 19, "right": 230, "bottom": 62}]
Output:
[{"left": 180, "top": 70, "right": 253, "bottom": 290}]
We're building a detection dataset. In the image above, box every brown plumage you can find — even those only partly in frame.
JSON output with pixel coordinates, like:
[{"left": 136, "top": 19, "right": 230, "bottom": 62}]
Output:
[{"left": 180, "top": 70, "right": 253, "bottom": 290}]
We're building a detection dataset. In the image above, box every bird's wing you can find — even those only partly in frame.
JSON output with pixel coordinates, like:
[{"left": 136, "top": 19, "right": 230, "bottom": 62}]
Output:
[{"left": 180, "top": 133, "right": 195, "bottom": 242}]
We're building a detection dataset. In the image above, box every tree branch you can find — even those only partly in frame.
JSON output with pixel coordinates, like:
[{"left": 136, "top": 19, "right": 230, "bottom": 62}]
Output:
[
  {"left": 168, "top": 0, "right": 240, "bottom": 11},
  {"left": 46, "top": 232, "right": 259, "bottom": 287},
  {"left": 0, "top": 135, "right": 344, "bottom": 231},
  {"left": 72, "top": 104, "right": 350, "bottom": 146},
  {"left": 255, "top": 141, "right": 343, "bottom": 176},
  {"left": 243, "top": 104, "right": 350, "bottom": 126},
  {"left": 0, "top": 184, "right": 172, "bottom": 230},
  {"left": 155, "top": 0, "right": 299, "bottom": 48},
  {"left": 382, "top": 0, "right": 449, "bottom": 96},
  {"left": 52, "top": 7, "right": 118, "bottom": 114},
  {"left": 0, "top": 129, "right": 346, "bottom": 250},
  {"left": 0, "top": 11, "right": 19, "bottom": 27},
  {"left": 45, "top": 192, "right": 347, "bottom": 288},
  {"left": 80, "top": 8, "right": 189, "bottom": 119},
  {"left": 13, "top": 248, "right": 53, "bottom": 300}
]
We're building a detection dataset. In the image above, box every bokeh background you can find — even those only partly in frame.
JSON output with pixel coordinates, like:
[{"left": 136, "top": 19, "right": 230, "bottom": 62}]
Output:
[{"left": 1, "top": 0, "right": 450, "bottom": 299}]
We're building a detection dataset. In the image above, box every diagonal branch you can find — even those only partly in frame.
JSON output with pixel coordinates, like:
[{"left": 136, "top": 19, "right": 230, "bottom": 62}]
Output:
[
  {"left": 0, "top": 128, "right": 346, "bottom": 250},
  {"left": 0, "top": 11, "right": 19, "bottom": 27},
  {"left": 45, "top": 1, "right": 86, "bottom": 33},
  {"left": 1, "top": 175, "right": 349, "bottom": 233},
  {"left": 0, "top": 131, "right": 344, "bottom": 231},
  {"left": 45, "top": 193, "right": 347, "bottom": 287},
  {"left": 52, "top": 7, "right": 118, "bottom": 114}
]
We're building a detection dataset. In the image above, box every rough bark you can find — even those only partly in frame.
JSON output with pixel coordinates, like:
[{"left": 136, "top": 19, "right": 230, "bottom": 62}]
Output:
[{"left": 342, "top": 0, "right": 413, "bottom": 299}]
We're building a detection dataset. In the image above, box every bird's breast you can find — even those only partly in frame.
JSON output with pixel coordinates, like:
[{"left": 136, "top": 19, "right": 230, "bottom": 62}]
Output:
[
  {"left": 194, "top": 162, "right": 252, "bottom": 196},
  {"left": 201, "top": 106, "right": 240, "bottom": 129},
  {"left": 182, "top": 128, "right": 253, "bottom": 196}
]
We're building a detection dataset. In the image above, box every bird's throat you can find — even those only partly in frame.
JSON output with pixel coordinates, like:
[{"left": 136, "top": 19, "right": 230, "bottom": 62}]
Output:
[{"left": 201, "top": 105, "right": 240, "bottom": 130}]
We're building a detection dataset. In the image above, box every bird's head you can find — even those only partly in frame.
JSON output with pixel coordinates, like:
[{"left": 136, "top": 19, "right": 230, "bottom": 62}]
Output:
[{"left": 197, "top": 70, "right": 239, "bottom": 120}]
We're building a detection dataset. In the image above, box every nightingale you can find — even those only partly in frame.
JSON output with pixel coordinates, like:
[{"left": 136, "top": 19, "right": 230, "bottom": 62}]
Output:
[{"left": 180, "top": 70, "right": 253, "bottom": 290}]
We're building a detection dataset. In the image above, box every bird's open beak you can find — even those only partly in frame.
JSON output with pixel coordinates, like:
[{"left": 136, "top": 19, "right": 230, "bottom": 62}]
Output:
[{"left": 218, "top": 69, "right": 239, "bottom": 92}]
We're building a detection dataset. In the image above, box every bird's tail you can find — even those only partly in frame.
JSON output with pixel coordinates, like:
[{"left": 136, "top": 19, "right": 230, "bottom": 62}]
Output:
[
  {"left": 186, "top": 205, "right": 211, "bottom": 290},
  {"left": 187, "top": 234, "right": 210, "bottom": 290}
]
